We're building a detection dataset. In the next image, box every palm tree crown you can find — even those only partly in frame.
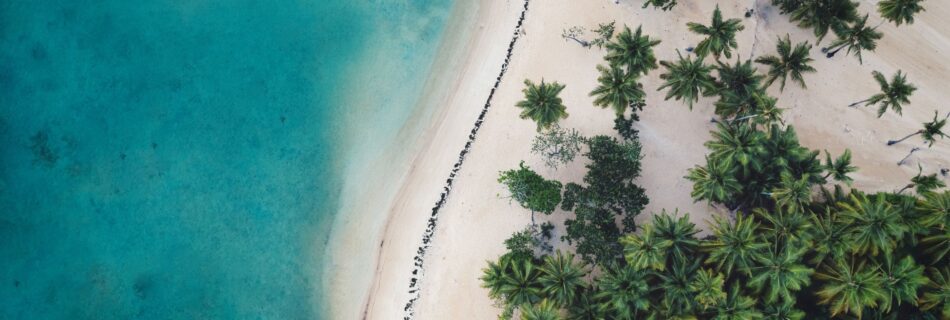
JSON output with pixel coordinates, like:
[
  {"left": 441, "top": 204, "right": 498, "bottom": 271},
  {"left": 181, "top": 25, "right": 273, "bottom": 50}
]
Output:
[
  {"left": 594, "top": 266, "right": 651, "bottom": 319},
  {"left": 590, "top": 64, "right": 645, "bottom": 115},
  {"left": 748, "top": 246, "right": 814, "bottom": 303},
  {"left": 921, "top": 111, "right": 949, "bottom": 147},
  {"left": 687, "top": 156, "right": 742, "bottom": 205},
  {"left": 705, "top": 214, "right": 766, "bottom": 276},
  {"left": 815, "top": 259, "right": 888, "bottom": 318},
  {"left": 823, "top": 149, "right": 857, "bottom": 185},
  {"left": 878, "top": 0, "right": 926, "bottom": 26},
  {"left": 755, "top": 35, "right": 816, "bottom": 91},
  {"left": 606, "top": 25, "right": 661, "bottom": 76},
  {"left": 790, "top": 0, "right": 859, "bottom": 43},
  {"left": 825, "top": 14, "right": 883, "bottom": 64},
  {"left": 517, "top": 79, "right": 568, "bottom": 131},
  {"left": 520, "top": 299, "right": 561, "bottom": 320},
  {"left": 538, "top": 251, "right": 587, "bottom": 307},
  {"left": 658, "top": 51, "right": 718, "bottom": 109},
  {"left": 856, "top": 70, "right": 916, "bottom": 118},
  {"left": 838, "top": 193, "right": 908, "bottom": 256},
  {"left": 688, "top": 5, "right": 745, "bottom": 60}
]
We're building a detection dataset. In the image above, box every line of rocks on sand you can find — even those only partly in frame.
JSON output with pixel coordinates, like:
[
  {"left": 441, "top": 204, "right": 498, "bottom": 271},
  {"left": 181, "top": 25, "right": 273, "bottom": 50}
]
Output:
[{"left": 401, "top": 0, "right": 531, "bottom": 319}]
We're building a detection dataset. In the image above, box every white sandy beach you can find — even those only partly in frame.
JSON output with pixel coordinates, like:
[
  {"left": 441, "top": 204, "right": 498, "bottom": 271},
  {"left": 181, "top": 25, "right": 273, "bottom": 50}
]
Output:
[{"left": 353, "top": 0, "right": 950, "bottom": 319}]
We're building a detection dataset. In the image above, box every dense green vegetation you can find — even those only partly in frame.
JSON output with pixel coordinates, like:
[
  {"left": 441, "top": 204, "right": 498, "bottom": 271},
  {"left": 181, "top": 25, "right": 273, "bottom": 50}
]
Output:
[{"left": 490, "top": 2, "right": 946, "bottom": 319}]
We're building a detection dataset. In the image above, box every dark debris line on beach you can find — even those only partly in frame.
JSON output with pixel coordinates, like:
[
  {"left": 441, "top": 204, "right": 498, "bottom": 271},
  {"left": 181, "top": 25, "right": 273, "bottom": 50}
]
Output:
[{"left": 401, "top": 0, "right": 531, "bottom": 319}]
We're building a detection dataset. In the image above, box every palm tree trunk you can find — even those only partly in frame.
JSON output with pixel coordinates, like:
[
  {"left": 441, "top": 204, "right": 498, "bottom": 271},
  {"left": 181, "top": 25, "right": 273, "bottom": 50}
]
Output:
[
  {"left": 566, "top": 36, "right": 589, "bottom": 48},
  {"left": 897, "top": 184, "right": 913, "bottom": 194},
  {"left": 826, "top": 45, "right": 846, "bottom": 58},
  {"left": 887, "top": 130, "right": 922, "bottom": 146},
  {"left": 849, "top": 98, "right": 871, "bottom": 108},
  {"left": 822, "top": 172, "right": 832, "bottom": 180},
  {"left": 897, "top": 147, "right": 921, "bottom": 166},
  {"left": 531, "top": 211, "right": 536, "bottom": 226}
]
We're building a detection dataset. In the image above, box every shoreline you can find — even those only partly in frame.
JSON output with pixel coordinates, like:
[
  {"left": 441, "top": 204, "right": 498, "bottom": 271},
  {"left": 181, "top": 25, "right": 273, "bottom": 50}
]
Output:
[{"left": 397, "top": 0, "right": 531, "bottom": 318}]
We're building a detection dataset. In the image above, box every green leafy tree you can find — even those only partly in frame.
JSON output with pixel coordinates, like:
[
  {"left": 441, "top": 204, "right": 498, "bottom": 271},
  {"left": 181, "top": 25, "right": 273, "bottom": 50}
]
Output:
[
  {"left": 499, "top": 161, "right": 563, "bottom": 222},
  {"left": 877, "top": 255, "right": 928, "bottom": 312},
  {"left": 824, "top": 14, "right": 883, "bottom": 64},
  {"left": 594, "top": 266, "right": 651, "bottom": 319},
  {"left": 850, "top": 70, "right": 916, "bottom": 118},
  {"left": 815, "top": 259, "right": 888, "bottom": 318},
  {"left": 538, "top": 251, "right": 587, "bottom": 307},
  {"left": 706, "top": 123, "right": 766, "bottom": 170},
  {"left": 590, "top": 64, "right": 645, "bottom": 115},
  {"left": 531, "top": 125, "right": 585, "bottom": 169},
  {"left": 755, "top": 35, "right": 816, "bottom": 90},
  {"left": 690, "top": 269, "right": 727, "bottom": 310},
  {"left": 658, "top": 51, "right": 718, "bottom": 109},
  {"left": 505, "top": 227, "right": 545, "bottom": 260},
  {"left": 878, "top": 0, "right": 925, "bottom": 26},
  {"left": 686, "top": 156, "right": 742, "bottom": 205},
  {"left": 520, "top": 299, "right": 561, "bottom": 320},
  {"left": 589, "top": 21, "right": 617, "bottom": 49},
  {"left": 748, "top": 246, "right": 814, "bottom": 303},
  {"left": 705, "top": 214, "right": 767, "bottom": 276},
  {"left": 713, "top": 287, "right": 763, "bottom": 320},
  {"left": 517, "top": 79, "right": 569, "bottom": 131},
  {"left": 888, "top": 110, "right": 948, "bottom": 146},
  {"left": 621, "top": 225, "right": 672, "bottom": 271},
  {"left": 688, "top": 5, "right": 745, "bottom": 60},
  {"left": 839, "top": 193, "right": 908, "bottom": 256},
  {"left": 790, "top": 0, "right": 859, "bottom": 43},
  {"left": 823, "top": 149, "right": 857, "bottom": 185},
  {"left": 605, "top": 25, "right": 661, "bottom": 76}
]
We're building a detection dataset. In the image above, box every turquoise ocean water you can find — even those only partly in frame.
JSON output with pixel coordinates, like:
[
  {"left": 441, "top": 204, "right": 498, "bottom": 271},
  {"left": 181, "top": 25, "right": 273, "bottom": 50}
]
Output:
[{"left": 0, "top": 0, "right": 454, "bottom": 318}]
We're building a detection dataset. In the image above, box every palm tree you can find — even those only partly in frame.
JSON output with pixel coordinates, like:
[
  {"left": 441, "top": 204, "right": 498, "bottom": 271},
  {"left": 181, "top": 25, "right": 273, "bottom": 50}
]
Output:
[
  {"left": 899, "top": 164, "right": 947, "bottom": 195},
  {"left": 712, "top": 287, "right": 763, "bottom": 320},
  {"left": 878, "top": 0, "right": 926, "bottom": 26},
  {"left": 481, "top": 257, "right": 511, "bottom": 301},
  {"left": 690, "top": 269, "right": 727, "bottom": 310},
  {"left": 808, "top": 209, "right": 851, "bottom": 266},
  {"left": 824, "top": 14, "right": 883, "bottom": 64},
  {"left": 752, "top": 93, "right": 786, "bottom": 129},
  {"left": 822, "top": 149, "right": 857, "bottom": 185},
  {"left": 755, "top": 35, "right": 816, "bottom": 91},
  {"left": 877, "top": 255, "right": 928, "bottom": 312},
  {"left": 657, "top": 51, "right": 718, "bottom": 109},
  {"left": 761, "top": 300, "right": 805, "bottom": 320},
  {"left": 687, "top": 157, "right": 742, "bottom": 205},
  {"left": 756, "top": 207, "right": 813, "bottom": 250},
  {"left": 920, "top": 267, "right": 950, "bottom": 319},
  {"left": 918, "top": 190, "right": 950, "bottom": 230},
  {"left": 590, "top": 64, "right": 644, "bottom": 116},
  {"left": 705, "top": 123, "right": 766, "bottom": 170},
  {"left": 688, "top": 5, "right": 745, "bottom": 60},
  {"left": 517, "top": 79, "right": 568, "bottom": 131},
  {"left": 790, "top": 0, "right": 859, "bottom": 43},
  {"left": 773, "top": 0, "right": 804, "bottom": 14},
  {"left": 815, "top": 259, "right": 888, "bottom": 318},
  {"left": 567, "top": 287, "right": 602, "bottom": 320},
  {"left": 520, "top": 299, "right": 561, "bottom": 320},
  {"left": 652, "top": 210, "right": 700, "bottom": 264},
  {"left": 621, "top": 225, "right": 672, "bottom": 271},
  {"left": 839, "top": 193, "right": 908, "bottom": 256},
  {"left": 716, "top": 58, "right": 765, "bottom": 104},
  {"left": 594, "top": 266, "right": 651, "bottom": 319},
  {"left": 705, "top": 214, "right": 767, "bottom": 276},
  {"left": 888, "top": 110, "right": 949, "bottom": 146},
  {"left": 605, "top": 25, "right": 661, "bottom": 76},
  {"left": 538, "top": 251, "right": 587, "bottom": 307},
  {"left": 922, "top": 230, "right": 950, "bottom": 265},
  {"left": 748, "top": 246, "right": 814, "bottom": 304},
  {"left": 501, "top": 258, "right": 544, "bottom": 306},
  {"left": 658, "top": 260, "right": 700, "bottom": 315},
  {"left": 770, "top": 172, "right": 813, "bottom": 214},
  {"left": 849, "top": 70, "right": 916, "bottom": 118},
  {"left": 642, "top": 0, "right": 677, "bottom": 11}
]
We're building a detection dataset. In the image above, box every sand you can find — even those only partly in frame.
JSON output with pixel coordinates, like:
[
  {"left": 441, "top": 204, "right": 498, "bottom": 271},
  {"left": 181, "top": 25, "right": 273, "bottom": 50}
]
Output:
[{"left": 358, "top": 0, "right": 950, "bottom": 319}]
